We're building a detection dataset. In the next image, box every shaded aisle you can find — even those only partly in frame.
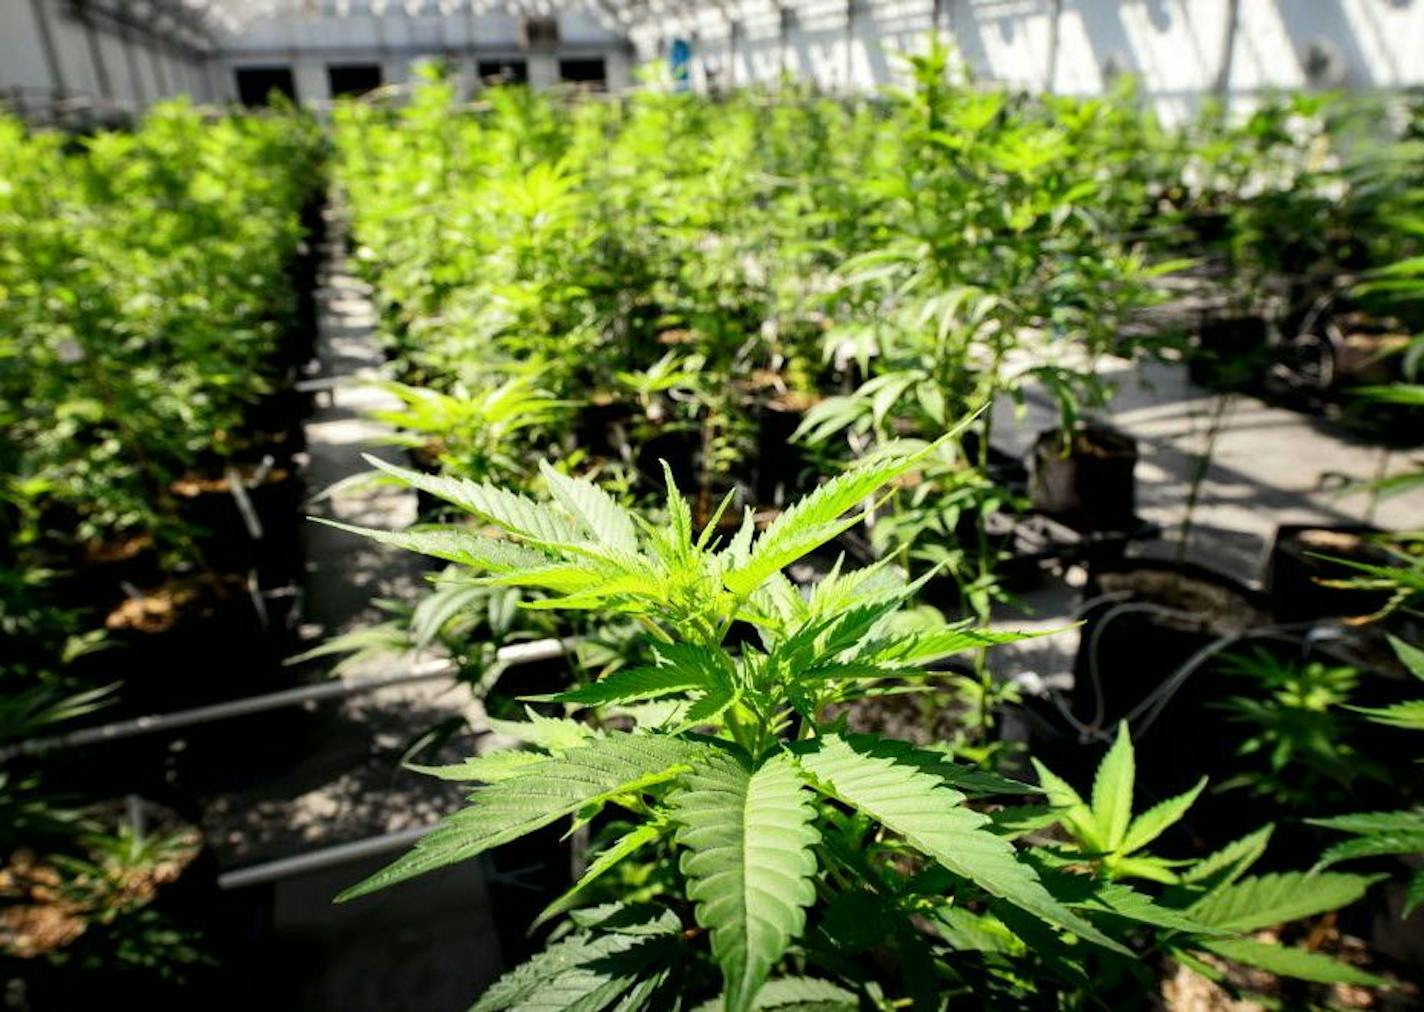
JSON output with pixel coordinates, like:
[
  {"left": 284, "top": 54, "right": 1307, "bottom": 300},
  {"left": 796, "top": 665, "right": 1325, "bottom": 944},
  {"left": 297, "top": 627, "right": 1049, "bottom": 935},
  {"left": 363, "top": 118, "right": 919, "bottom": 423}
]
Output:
[{"left": 203, "top": 204, "right": 504, "bottom": 1011}]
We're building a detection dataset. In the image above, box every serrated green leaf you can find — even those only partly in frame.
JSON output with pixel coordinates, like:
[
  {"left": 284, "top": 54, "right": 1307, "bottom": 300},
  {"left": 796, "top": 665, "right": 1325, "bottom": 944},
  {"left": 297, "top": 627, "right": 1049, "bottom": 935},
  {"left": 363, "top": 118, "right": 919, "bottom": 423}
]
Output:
[
  {"left": 1307, "top": 810, "right": 1424, "bottom": 835},
  {"left": 1314, "top": 830, "right": 1424, "bottom": 871},
  {"left": 795, "top": 735, "right": 1128, "bottom": 954},
  {"left": 987, "top": 804, "right": 1062, "bottom": 838},
  {"left": 680, "top": 676, "right": 740, "bottom": 729},
  {"left": 545, "top": 666, "right": 704, "bottom": 708},
  {"left": 673, "top": 751, "right": 820, "bottom": 1012},
  {"left": 1196, "top": 938, "right": 1386, "bottom": 987},
  {"left": 1120, "top": 777, "right": 1206, "bottom": 855},
  {"left": 533, "top": 823, "right": 665, "bottom": 931},
  {"left": 1389, "top": 635, "right": 1424, "bottom": 681},
  {"left": 688, "top": 976, "right": 858, "bottom": 1012},
  {"left": 874, "top": 623, "right": 1065, "bottom": 665},
  {"left": 1187, "top": 872, "right": 1377, "bottom": 932},
  {"left": 1040, "top": 870, "right": 1224, "bottom": 935},
  {"left": 489, "top": 710, "right": 601, "bottom": 752},
  {"left": 410, "top": 581, "right": 490, "bottom": 647},
  {"left": 747, "top": 977, "right": 859, "bottom": 1009},
  {"left": 1180, "top": 824, "right": 1273, "bottom": 888},
  {"left": 337, "top": 734, "right": 701, "bottom": 902},
  {"left": 662, "top": 460, "right": 693, "bottom": 557},
  {"left": 472, "top": 925, "right": 678, "bottom": 1012},
  {"left": 1092, "top": 723, "right": 1135, "bottom": 853},
  {"left": 540, "top": 460, "right": 640, "bottom": 554},
  {"left": 311, "top": 518, "right": 554, "bottom": 571},
  {"left": 1031, "top": 759, "right": 1104, "bottom": 852},
  {"left": 364, "top": 454, "right": 584, "bottom": 545},
  {"left": 407, "top": 749, "right": 545, "bottom": 782},
  {"left": 1406, "top": 868, "right": 1424, "bottom": 917},
  {"left": 1349, "top": 700, "right": 1424, "bottom": 730},
  {"left": 722, "top": 435, "right": 953, "bottom": 596}
]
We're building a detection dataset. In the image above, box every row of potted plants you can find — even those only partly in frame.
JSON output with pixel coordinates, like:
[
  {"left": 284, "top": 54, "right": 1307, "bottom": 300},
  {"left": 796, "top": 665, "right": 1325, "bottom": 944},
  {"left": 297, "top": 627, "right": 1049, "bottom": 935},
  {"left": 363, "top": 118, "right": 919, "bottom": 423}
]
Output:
[
  {"left": 1168, "top": 91, "right": 1424, "bottom": 437},
  {"left": 0, "top": 101, "right": 325, "bottom": 1002}
]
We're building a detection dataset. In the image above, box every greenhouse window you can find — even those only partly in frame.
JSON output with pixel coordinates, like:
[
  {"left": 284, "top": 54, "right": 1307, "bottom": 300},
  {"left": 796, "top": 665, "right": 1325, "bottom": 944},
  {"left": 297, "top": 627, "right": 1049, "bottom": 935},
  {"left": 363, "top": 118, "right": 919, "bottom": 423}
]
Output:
[
  {"left": 234, "top": 66, "right": 296, "bottom": 106},
  {"left": 559, "top": 58, "right": 606, "bottom": 88},
  {"left": 328, "top": 63, "right": 382, "bottom": 97},
  {"left": 477, "top": 59, "right": 527, "bottom": 84}
]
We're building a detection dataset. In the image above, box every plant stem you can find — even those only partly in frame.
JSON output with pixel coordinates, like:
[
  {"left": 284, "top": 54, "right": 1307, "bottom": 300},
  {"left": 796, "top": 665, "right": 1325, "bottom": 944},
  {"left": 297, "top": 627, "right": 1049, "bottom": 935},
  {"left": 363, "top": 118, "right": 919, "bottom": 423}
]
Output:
[{"left": 1176, "top": 392, "right": 1232, "bottom": 564}]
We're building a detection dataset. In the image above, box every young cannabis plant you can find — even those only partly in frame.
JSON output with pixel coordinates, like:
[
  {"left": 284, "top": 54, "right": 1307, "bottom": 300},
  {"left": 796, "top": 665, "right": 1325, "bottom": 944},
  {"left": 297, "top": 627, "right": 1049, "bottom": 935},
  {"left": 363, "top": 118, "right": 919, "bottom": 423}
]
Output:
[
  {"left": 1030, "top": 723, "right": 1383, "bottom": 989},
  {"left": 321, "top": 433, "right": 1135, "bottom": 1009},
  {"left": 1310, "top": 635, "right": 1424, "bottom": 917},
  {"left": 1034, "top": 723, "right": 1206, "bottom": 885}
]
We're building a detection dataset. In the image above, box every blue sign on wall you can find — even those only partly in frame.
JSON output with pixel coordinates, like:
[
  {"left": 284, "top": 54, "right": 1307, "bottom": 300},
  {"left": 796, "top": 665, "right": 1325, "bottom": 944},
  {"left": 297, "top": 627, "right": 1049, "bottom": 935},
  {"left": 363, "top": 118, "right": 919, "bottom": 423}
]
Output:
[{"left": 669, "top": 38, "right": 691, "bottom": 90}]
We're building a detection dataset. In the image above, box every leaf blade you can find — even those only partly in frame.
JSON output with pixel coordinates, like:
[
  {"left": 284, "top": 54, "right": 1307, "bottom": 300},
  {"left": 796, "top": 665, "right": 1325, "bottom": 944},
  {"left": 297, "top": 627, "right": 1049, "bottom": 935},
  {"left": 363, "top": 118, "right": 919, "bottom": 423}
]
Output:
[{"left": 673, "top": 751, "right": 820, "bottom": 1012}]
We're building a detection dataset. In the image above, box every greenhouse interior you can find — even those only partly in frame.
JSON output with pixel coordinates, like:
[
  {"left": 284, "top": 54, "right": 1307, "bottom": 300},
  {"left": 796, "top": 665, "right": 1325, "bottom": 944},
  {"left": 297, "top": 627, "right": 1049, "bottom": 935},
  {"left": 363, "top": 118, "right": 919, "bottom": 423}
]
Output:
[{"left": 4, "top": 0, "right": 1424, "bottom": 1008}]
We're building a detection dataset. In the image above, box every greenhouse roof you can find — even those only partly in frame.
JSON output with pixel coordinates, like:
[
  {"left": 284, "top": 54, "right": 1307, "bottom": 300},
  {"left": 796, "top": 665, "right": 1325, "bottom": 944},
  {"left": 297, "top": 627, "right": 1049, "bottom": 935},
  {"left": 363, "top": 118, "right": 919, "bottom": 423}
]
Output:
[{"left": 151, "top": 0, "right": 858, "bottom": 37}]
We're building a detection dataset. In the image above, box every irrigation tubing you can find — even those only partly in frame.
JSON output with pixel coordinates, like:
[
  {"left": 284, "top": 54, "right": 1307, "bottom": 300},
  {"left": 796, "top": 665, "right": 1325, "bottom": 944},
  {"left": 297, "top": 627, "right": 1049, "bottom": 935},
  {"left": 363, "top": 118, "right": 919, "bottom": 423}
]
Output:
[{"left": 1057, "top": 598, "right": 1322, "bottom": 744}]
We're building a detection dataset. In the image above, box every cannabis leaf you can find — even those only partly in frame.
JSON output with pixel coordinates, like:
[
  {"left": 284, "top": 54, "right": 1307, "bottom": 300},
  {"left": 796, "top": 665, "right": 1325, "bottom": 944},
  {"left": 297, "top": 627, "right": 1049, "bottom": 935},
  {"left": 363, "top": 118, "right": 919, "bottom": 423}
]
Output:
[
  {"left": 795, "top": 734, "right": 1128, "bottom": 954},
  {"left": 337, "top": 734, "right": 702, "bottom": 901},
  {"left": 673, "top": 751, "right": 820, "bottom": 1012}
]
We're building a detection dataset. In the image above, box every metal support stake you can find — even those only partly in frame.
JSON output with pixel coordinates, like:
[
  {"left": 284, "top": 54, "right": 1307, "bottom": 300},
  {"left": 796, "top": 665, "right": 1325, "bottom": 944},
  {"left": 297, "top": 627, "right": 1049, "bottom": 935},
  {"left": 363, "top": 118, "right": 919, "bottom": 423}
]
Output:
[
  {"left": 1045, "top": 0, "right": 1063, "bottom": 95},
  {"left": 1215, "top": 0, "right": 1240, "bottom": 106},
  {"left": 29, "top": 0, "right": 68, "bottom": 98},
  {"left": 78, "top": 1, "right": 114, "bottom": 101}
]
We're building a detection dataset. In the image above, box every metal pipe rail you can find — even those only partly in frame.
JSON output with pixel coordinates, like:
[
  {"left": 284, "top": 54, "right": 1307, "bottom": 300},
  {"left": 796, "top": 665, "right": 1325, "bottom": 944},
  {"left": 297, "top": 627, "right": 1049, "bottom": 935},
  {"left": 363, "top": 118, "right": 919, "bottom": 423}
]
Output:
[
  {"left": 0, "top": 637, "right": 574, "bottom": 761},
  {"left": 217, "top": 824, "right": 433, "bottom": 891}
]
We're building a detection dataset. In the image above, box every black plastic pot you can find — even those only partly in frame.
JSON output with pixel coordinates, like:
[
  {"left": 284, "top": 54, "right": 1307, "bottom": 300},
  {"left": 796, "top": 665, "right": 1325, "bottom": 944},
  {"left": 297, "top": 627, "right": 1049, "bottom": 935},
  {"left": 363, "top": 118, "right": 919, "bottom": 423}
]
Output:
[
  {"left": 177, "top": 466, "right": 306, "bottom": 588},
  {"left": 573, "top": 397, "right": 637, "bottom": 461},
  {"left": 1184, "top": 209, "right": 1232, "bottom": 247},
  {"left": 635, "top": 427, "right": 699, "bottom": 493},
  {"left": 1189, "top": 316, "right": 1269, "bottom": 391},
  {"left": 97, "top": 573, "right": 293, "bottom": 715},
  {"left": 1030, "top": 424, "right": 1138, "bottom": 532},
  {"left": 1036, "top": 559, "right": 1271, "bottom": 795},
  {"left": 754, "top": 400, "right": 812, "bottom": 507},
  {"left": 1267, "top": 523, "right": 1397, "bottom": 622},
  {"left": 486, "top": 823, "right": 576, "bottom": 965}
]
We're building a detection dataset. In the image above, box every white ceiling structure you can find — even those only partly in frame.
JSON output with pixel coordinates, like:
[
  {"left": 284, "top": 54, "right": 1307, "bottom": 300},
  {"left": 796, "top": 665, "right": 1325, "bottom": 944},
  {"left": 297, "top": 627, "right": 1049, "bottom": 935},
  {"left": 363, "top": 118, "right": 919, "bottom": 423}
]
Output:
[{"left": 161, "top": 0, "right": 889, "bottom": 39}]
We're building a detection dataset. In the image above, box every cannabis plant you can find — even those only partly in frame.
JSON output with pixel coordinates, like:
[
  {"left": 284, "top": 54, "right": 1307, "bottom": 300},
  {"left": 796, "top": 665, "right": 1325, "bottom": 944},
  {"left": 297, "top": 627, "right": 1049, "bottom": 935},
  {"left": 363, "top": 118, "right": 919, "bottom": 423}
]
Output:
[
  {"left": 1028, "top": 722, "right": 1383, "bottom": 993},
  {"left": 324, "top": 436, "right": 1134, "bottom": 1006},
  {"left": 1213, "top": 648, "right": 1385, "bottom": 810},
  {"left": 1310, "top": 635, "right": 1424, "bottom": 917},
  {"left": 324, "top": 435, "right": 1387, "bottom": 1007}
]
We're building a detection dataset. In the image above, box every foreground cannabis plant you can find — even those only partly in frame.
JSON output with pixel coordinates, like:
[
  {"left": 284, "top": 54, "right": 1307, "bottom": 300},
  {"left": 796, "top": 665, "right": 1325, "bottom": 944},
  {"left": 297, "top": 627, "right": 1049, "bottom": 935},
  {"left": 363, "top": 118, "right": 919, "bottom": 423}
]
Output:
[{"left": 324, "top": 435, "right": 1384, "bottom": 1008}]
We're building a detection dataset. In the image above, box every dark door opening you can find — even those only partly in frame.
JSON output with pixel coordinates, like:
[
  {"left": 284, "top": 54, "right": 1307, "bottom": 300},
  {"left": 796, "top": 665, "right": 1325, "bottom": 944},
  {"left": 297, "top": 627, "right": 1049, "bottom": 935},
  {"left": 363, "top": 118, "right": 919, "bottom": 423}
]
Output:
[
  {"left": 559, "top": 58, "right": 607, "bottom": 89},
  {"left": 235, "top": 66, "right": 296, "bottom": 107},
  {"left": 328, "top": 63, "right": 383, "bottom": 97},
  {"left": 477, "top": 59, "right": 528, "bottom": 85}
]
